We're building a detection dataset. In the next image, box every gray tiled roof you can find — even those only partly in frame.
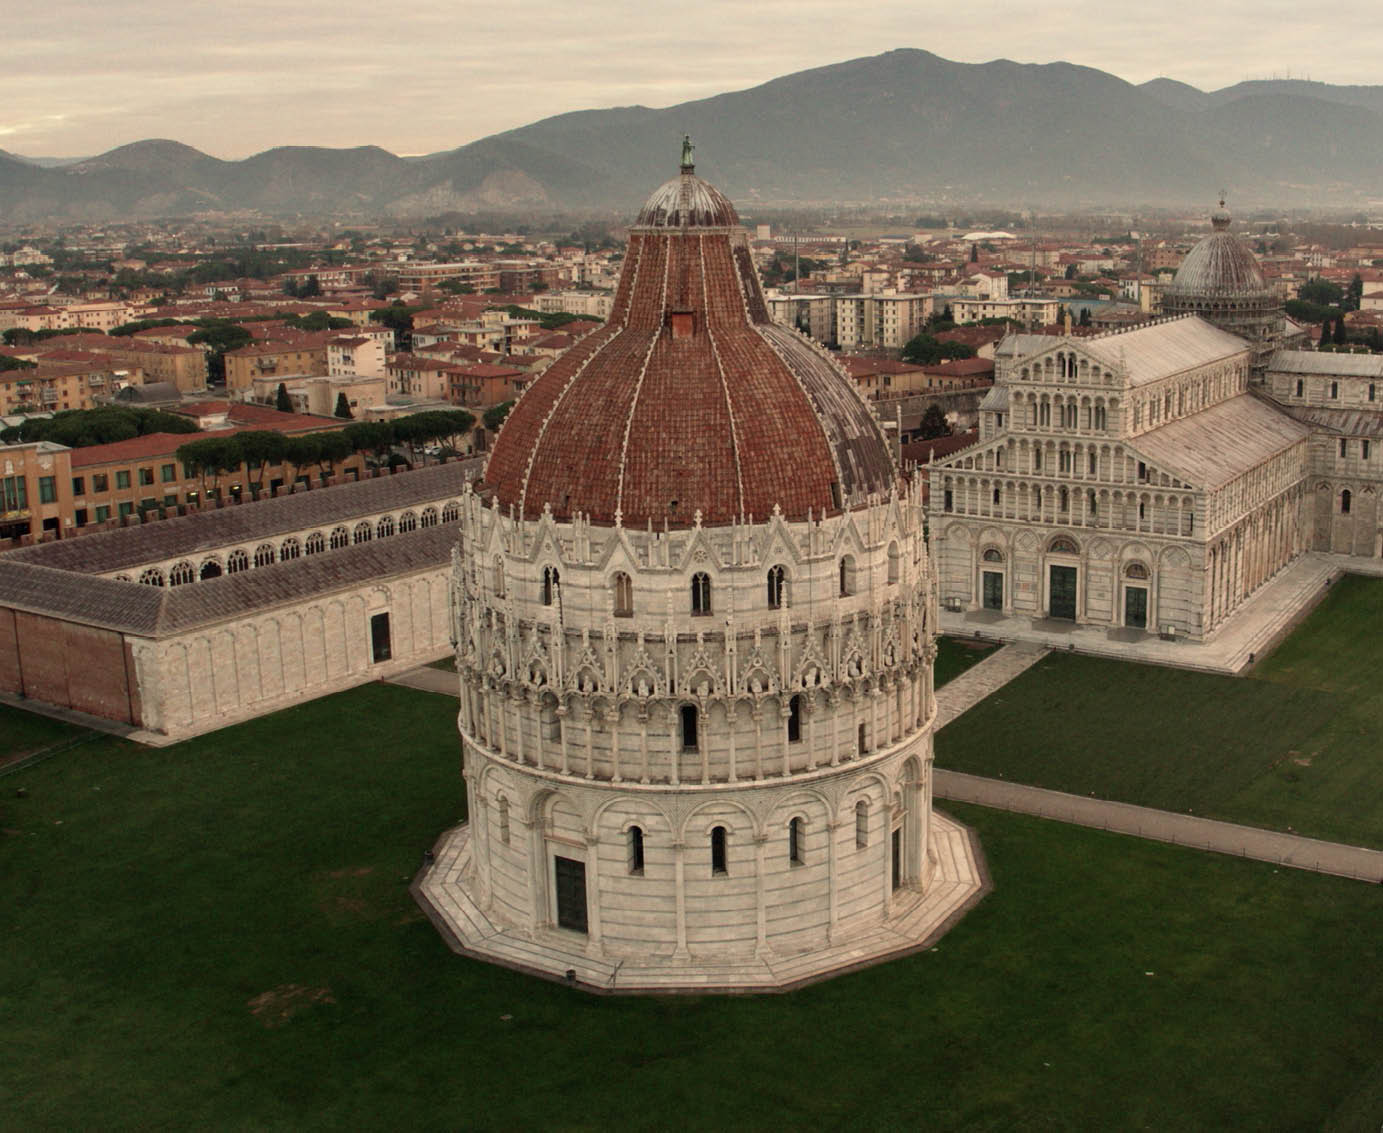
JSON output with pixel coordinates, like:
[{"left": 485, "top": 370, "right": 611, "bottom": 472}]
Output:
[
  {"left": 0, "top": 524, "right": 457, "bottom": 637},
  {"left": 6, "top": 458, "right": 481, "bottom": 575},
  {"left": 1266, "top": 350, "right": 1383, "bottom": 378},
  {"left": 1133, "top": 395, "right": 1309, "bottom": 489}
]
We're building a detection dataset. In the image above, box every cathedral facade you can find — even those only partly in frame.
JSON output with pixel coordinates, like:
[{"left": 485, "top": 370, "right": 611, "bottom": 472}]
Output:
[
  {"left": 929, "top": 205, "right": 1383, "bottom": 637},
  {"left": 419, "top": 148, "right": 984, "bottom": 991}
]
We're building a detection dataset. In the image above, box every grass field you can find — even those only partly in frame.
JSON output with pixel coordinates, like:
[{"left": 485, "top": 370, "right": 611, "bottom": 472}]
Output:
[
  {"left": 936, "top": 574, "right": 1383, "bottom": 848},
  {"left": 2, "top": 683, "right": 1380, "bottom": 1129},
  {"left": 933, "top": 635, "right": 1000, "bottom": 689}
]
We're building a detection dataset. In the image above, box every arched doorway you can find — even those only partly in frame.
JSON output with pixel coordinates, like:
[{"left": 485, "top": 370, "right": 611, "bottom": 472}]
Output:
[{"left": 1045, "top": 537, "right": 1080, "bottom": 620}]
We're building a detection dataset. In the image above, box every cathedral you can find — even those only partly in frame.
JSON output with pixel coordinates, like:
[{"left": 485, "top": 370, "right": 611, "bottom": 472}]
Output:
[
  {"left": 418, "top": 144, "right": 984, "bottom": 991},
  {"left": 928, "top": 204, "right": 1382, "bottom": 638}
]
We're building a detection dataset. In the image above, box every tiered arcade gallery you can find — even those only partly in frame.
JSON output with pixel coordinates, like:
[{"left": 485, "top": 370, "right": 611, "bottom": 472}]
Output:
[{"left": 417, "top": 147, "right": 985, "bottom": 992}]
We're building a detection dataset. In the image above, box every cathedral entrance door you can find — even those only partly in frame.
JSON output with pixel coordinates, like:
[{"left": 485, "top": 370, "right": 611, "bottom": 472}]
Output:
[
  {"left": 1124, "top": 586, "right": 1148, "bottom": 630},
  {"left": 1049, "top": 565, "right": 1077, "bottom": 620},
  {"left": 553, "top": 856, "right": 588, "bottom": 934},
  {"left": 982, "top": 570, "right": 1004, "bottom": 610}
]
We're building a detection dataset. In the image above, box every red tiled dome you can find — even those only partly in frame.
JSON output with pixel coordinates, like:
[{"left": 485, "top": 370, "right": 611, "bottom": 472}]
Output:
[{"left": 483, "top": 154, "right": 896, "bottom": 528}]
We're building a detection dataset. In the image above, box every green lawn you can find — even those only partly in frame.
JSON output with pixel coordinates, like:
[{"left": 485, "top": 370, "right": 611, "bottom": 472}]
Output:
[
  {"left": 2, "top": 682, "right": 1381, "bottom": 1129},
  {"left": 936, "top": 574, "right": 1383, "bottom": 848},
  {"left": 0, "top": 705, "right": 88, "bottom": 767},
  {"left": 933, "top": 634, "right": 1000, "bottom": 689}
]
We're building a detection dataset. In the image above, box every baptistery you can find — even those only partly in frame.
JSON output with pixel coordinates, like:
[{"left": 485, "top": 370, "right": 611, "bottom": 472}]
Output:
[
  {"left": 1162, "top": 200, "right": 1285, "bottom": 369},
  {"left": 417, "top": 142, "right": 985, "bottom": 991}
]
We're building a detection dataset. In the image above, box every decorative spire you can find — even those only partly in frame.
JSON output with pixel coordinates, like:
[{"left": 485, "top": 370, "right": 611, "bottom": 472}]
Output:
[{"left": 680, "top": 134, "right": 695, "bottom": 174}]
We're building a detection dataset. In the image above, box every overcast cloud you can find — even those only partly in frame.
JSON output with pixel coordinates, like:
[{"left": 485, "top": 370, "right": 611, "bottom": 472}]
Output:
[{"left": 4, "top": 0, "right": 1380, "bottom": 159}]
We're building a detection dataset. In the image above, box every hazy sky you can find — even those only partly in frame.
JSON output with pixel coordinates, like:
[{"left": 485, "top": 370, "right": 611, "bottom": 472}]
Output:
[{"left": 5, "top": 0, "right": 1380, "bottom": 159}]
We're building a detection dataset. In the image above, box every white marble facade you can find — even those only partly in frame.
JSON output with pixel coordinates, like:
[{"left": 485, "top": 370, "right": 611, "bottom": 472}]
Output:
[{"left": 428, "top": 479, "right": 983, "bottom": 985}]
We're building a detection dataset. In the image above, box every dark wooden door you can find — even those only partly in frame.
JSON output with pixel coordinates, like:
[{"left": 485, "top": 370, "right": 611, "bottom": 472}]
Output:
[
  {"left": 891, "top": 829, "right": 901, "bottom": 891},
  {"left": 982, "top": 570, "right": 1004, "bottom": 610},
  {"left": 554, "top": 856, "right": 588, "bottom": 934},
  {"left": 1124, "top": 586, "right": 1148, "bottom": 629},
  {"left": 1049, "top": 565, "right": 1077, "bottom": 620}
]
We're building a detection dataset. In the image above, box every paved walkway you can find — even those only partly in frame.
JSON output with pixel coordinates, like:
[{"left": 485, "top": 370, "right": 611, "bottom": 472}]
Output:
[
  {"left": 386, "top": 665, "right": 460, "bottom": 696},
  {"left": 934, "top": 640, "right": 1048, "bottom": 730},
  {"left": 938, "top": 551, "right": 1370, "bottom": 675},
  {"left": 935, "top": 769, "right": 1383, "bottom": 883}
]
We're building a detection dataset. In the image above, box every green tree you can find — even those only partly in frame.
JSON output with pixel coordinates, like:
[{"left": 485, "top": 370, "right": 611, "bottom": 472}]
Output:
[
  {"left": 370, "top": 302, "right": 415, "bottom": 351},
  {"left": 918, "top": 404, "right": 951, "bottom": 440},
  {"left": 1299, "top": 279, "right": 1344, "bottom": 307},
  {"left": 1348, "top": 274, "right": 1365, "bottom": 311},
  {"left": 969, "top": 243, "right": 979, "bottom": 263},
  {"left": 275, "top": 383, "right": 293, "bottom": 413},
  {"left": 334, "top": 392, "right": 353, "bottom": 419},
  {"left": 1079, "top": 307, "right": 1092, "bottom": 328},
  {"left": 176, "top": 436, "right": 239, "bottom": 500},
  {"left": 343, "top": 421, "right": 394, "bottom": 465},
  {"left": 282, "top": 433, "right": 321, "bottom": 487},
  {"left": 484, "top": 401, "right": 515, "bottom": 433},
  {"left": 315, "top": 430, "right": 355, "bottom": 481},
  {"left": 1334, "top": 314, "right": 1348, "bottom": 345},
  {"left": 236, "top": 431, "right": 288, "bottom": 497},
  {"left": 900, "top": 333, "right": 976, "bottom": 366},
  {"left": 187, "top": 322, "right": 253, "bottom": 384}
]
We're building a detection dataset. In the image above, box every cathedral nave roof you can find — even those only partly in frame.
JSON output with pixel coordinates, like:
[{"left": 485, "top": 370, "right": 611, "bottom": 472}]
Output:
[{"left": 1130, "top": 395, "right": 1308, "bottom": 490}]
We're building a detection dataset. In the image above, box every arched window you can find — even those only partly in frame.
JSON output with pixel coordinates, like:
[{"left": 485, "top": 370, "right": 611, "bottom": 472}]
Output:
[
  {"left": 280, "top": 537, "right": 301, "bottom": 561},
  {"left": 887, "top": 543, "right": 899, "bottom": 584},
  {"left": 787, "top": 694, "right": 802, "bottom": 743},
  {"left": 377, "top": 515, "right": 395, "bottom": 539},
  {"left": 254, "top": 543, "right": 275, "bottom": 568},
  {"left": 200, "top": 558, "right": 222, "bottom": 580},
  {"left": 680, "top": 704, "right": 698, "bottom": 751},
  {"left": 420, "top": 507, "right": 439, "bottom": 528},
  {"left": 1341, "top": 489, "right": 1352, "bottom": 515},
  {"left": 329, "top": 526, "right": 350, "bottom": 550},
  {"left": 839, "top": 555, "right": 856, "bottom": 596},
  {"left": 442, "top": 500, "right": 460, "bottom": 523},
  {"left": 612, "top": 571, "right": 633, "bottom": 617},
  {"left": 169, "top": 561, "right": 195, "bottom": 586},
  {"left": 498, "top": 797, "right": 510, "bottom": 845},
  {"left": 788, "top": 817, "right": 804, "bottom": 864},
  {"left": 542, "top": 565, "right": 560, "bottom": 606},
  {"left": 982, "top": 548, "right": 1003, "bottom": 563},
  {"left": 1059, "top": 486, "right": 1069, "bottom": 513},
  {"left": 858, "top": 722, "right": 868, "bottom": 756},
  {"left": 305, "top": 531, "right": 326, "bottom": 555},
  {"left": 710, "top": 826, "right": 727, "bottom": 875},
  {"left": 855, "top": 800, "right": 869, "bottom": 848},
  {"left": 226, "top": 549, "right": 249, "bottom": 574},
  {"left": 1040, "top": 401, "right": 1051, "bottom": 426},
  {"left": 690, "top": 572, "right": 711, "bottom": 616},
  {"left": 353, "top": 520, "right": 373, "bottom": 544},
  {"left": 493, "top": 555, "right": 505, "bottom": 597},
  {"left": 628, "top": 826, "right": 645, "bottom": 875},
  {"left": 766, "top": 564, "right": 788, "bottom": 609},
  {"left": 1125, "top": 562, "right": 1149, "bottom": 580},
  {"left": 1050, "top": 537, "right": 1078, "bottom": 555},
  {"left": 398, "top": 510, "right": 418, "bottom": 533},
  {"left": 139, "top": 567, "right": 165, "bottom": 587}
]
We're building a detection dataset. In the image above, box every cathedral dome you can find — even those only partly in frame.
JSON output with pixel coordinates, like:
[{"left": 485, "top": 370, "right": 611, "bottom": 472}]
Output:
[
  {"left": 484, "top": 143, "right": 897, "bottom": 528},
  {"left": 1165, "top": 201, "right": 1274, "bottom": 301}
]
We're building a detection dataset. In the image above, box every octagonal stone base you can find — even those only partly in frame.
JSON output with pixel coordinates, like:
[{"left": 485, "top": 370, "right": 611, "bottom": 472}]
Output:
[{"left": 413, "top": 811, "right": 988, "bottom": 994}]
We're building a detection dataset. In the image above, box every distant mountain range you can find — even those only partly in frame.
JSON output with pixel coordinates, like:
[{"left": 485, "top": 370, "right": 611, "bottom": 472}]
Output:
[{"left": 4, "top": 49, "right": 1383, "bottom": 222}]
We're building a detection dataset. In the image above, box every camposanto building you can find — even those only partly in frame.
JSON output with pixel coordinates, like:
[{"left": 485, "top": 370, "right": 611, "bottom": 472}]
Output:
[{"left": 418, "top": 146, "right": 985, "bottom": 992}]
